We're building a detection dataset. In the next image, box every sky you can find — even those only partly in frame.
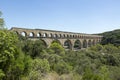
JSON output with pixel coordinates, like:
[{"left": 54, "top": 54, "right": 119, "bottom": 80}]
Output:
[{"left": 0, "top": 0, "right": 120, "bottom": 34}]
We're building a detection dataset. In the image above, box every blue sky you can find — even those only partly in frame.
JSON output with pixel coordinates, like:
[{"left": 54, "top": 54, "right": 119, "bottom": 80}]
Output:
[{"left": 0, "top": 0, "right": 120, "bottom": 33}]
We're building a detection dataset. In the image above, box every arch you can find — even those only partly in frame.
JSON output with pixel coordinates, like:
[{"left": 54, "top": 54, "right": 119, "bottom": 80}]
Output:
[
  {"left": 74, "top": 40, "right": 82, "bottom": 49},
  {"left": 83, "top": 39, "right": 87, "bottom": 48},
  {"left": 39, "top": 39, "right": 47, "bottom": 47},
  {"left": 51, "top": 39, "right": 61, "bottom": 45},
  {"left": 37, "top": 32, "right": 42, "bottom": 37},
  {"left": 14, "top": 31, "right": 19, "bottom": 35},
  {"left": 53, "top": 34, "right": 58, "bottom": 38},
  {"left": 63, "top": 34, "right": 66, "bottom": 38},
  {"left": 29, "top": 32, "right": 34, "bottom": 37},
  {"left": 88, "top": 40, "right": 92, "bottom": 47},
  {"left": 59, "top": 34, "right": 62, "bottom": 38},
  {"left": 43, "top": 33, "right": 48, "bottom": 37},
  {"left": 67, "top": 35, "right": 69, "bottom": 38},
  {"left": 70, "top": 35, "right": 72, "bottom": 38},
  {"left": 21, "top": 31, "right": 27, "bottom": 37},
  {"left": 64, "top": 40, "right": 72, "bottom": 49},
  {"left": 73, "top": 35, "right": 75, "bottom": 38},
  {"left": 49, "top": 33, "right": 53, "bottom": 38}
]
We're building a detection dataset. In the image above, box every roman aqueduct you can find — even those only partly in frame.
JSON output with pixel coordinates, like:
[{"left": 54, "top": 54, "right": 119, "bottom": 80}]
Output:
[{"left": 11, "top": 27, "right": 103, "bottom": 50}]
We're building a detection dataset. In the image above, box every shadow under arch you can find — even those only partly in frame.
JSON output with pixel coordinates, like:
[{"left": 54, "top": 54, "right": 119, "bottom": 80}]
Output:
[
  {"left": 83, "top": 39, "right": 87, "bottom": 48},
  {"left": 64, "top": 39, "right": 72, "bottom": 50},
  {"left": 92, "top": 40, "right": 96, "bottom": 45},
  {"left": 74, "top": 39, "right": 82, "bottom": 49},
  {"left": 88, "top": 40, "right": 92, "bottom": 47}
]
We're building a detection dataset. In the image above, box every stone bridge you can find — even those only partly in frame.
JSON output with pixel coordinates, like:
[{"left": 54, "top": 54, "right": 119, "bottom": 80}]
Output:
[{"left": 10, "top": 27, "right": 103, "bottom": 50}]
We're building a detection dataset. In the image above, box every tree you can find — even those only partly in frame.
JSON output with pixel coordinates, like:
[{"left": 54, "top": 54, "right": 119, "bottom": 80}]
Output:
[
  {"left": 82, "top": 66, "right": 110, "bottom": 80},
  {"left": 0, "top": 11, "right": 5, "bottom": 29},
  {"left": 0, "top": 69, "right": 5, "bottom": 80},
  {"left": 0, "top": 30, "right": 27, "bottom": 80},
  {"left": 49, "top": 42, "right": 65, "bottom": 56},
  {"left": 22, "top": 40, "right": 46, "bottom": 58},
  {"left": 28, "top": 58, "right": 50, "bottom": 80},
  {"left": 0, "top": 30, "right": 18, "bottom": 71},
  {"left": 100, "top": 29, "right": 120, "bottom": 46}
]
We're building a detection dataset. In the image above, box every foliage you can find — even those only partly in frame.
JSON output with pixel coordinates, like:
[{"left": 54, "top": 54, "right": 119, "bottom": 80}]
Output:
[
  {"left": 0, "top": 11, "right": 5, "bottom": 29},
  {"left": 49, "top": 42, "right": 65, "bottom": 56},
  {"left": 22, "top": 40, "right": 46, "bottom": 58},
  {"left": 0, "top": 69, "right": 5, "bottom": 79},
  {"left": 53, "top": 60, "right": 72, "bottom": 75},
  {"left": 28, "top": 58, "right": 50, "bottom": 80},
  {"left": 1, "top": 26, "right": 120, "bottom": 79},
  {"left": 101, "top": 29, "right": 120, "bottom": 46},
  {"left": 82, "top": 66, "right": 110, "bottom": 80},
  {"left": 0, "top": 30, "right": 18, "bottom": 72}
]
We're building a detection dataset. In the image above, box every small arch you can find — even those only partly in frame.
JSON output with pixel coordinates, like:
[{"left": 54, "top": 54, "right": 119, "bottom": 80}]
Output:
[
  {"left": 21, "top": 31, "right": 27, "bottom": 37},
  {"left": 64, "top": 40, "right": 72, "bottom": 49},
  {"left": 74, "top": 40, "right": 82, "bottom": 49},
  {"left": 63, "top": 34, "right": 66, "bottom": 38},
  {"left": 67, "top": 35, "right": 69, "bottom": 38},
  {"left": 83, "top": 40, "right": 87, "bottom": 48},
  {"left": 70, "top": 35, "right": 72, "bottom": 38},
  {"left": 29, "top": 32, "right": 34, "bottom": 37},
  {"left": 37, "top": 33, "right": 42, "bottom": 37},
  {"left": 43, "top": 33, "right": 48, "bottom": 37},
  {"left": 59, "top": 34, "right": 62, "bottom": 38},
  {"left": 49, "top": 33, "right": 53, "bottom": 37},
  {"left": 53, "top": 34, "right": 58, "bottom": 38}
]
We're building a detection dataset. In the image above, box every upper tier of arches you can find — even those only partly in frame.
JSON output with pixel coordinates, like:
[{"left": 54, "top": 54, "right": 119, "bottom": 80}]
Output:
[{"left": 12, "top": 27, "right": 102, "bottom": 40}]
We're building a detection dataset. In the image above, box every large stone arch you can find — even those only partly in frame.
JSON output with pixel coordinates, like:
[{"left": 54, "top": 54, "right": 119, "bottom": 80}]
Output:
[
  {"left": 39, "top": 39, "right": 48, "bottom": 47},
  {"left": 14, "top": 31, "right": 19, "bottom": 35},
  {"left": 74, "top": 39, "right": 82, "bottom": 49},
  {"left": 64, "top": 39, "right": 72, "bottom": 49},
  {"left": 51, "top": 39, "right": 61, "bottom": 45},
  {"left": 83, "top": 39, "right": 87, "bottom": 48}
]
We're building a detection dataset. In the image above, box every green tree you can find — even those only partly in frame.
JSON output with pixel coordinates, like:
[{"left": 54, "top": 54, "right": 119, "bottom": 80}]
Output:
[
  {"left": 49, "top": 42, "right": 65, "bottom": 56},
  {"left": 53, "top": 60, "right": 72, "bottom": 75},
  {"left": 0, "top": 69, "right": 5, "bottom": 80},
  {"left": 0, "top": 11, "right": 5, "bottom": 29},
  {"left": 82, "top": 66, "right": 110, "bottom": 80},
  {"left": 101, "top": 29, "right": 120, "bottom": 46},
  {"left": 0, "top": 30, "right": 26, "bottom": 80},
  {"left": 28, "top": 58, "right": 50, "bottom": 80},
  {"left": 22, "top": 40, "right": 46, "bottom": 58}
]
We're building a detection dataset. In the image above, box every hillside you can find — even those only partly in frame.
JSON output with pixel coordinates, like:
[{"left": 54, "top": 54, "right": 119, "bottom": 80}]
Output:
[{"left": 100, "top": 29, "right": 120, "bottom": 46}]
